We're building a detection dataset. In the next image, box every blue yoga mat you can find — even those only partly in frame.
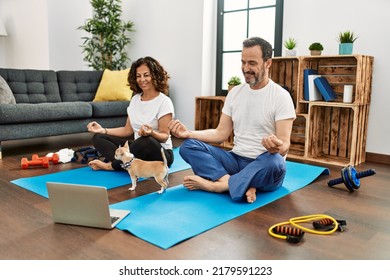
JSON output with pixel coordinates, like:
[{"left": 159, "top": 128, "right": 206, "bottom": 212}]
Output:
[
  {"left": 11, "top": 147, "right": 191, "bottom": 198},
  {"left": 112, "top": 161, "right": 329, "bottom": 249}
]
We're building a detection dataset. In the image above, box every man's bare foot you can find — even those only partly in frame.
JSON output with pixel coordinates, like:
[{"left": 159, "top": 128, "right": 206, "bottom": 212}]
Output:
[
  {"left": 88, "top": 160, "right": 113, "bottom": 171},
  {"left": 246, "top": 187, "right": 257, "bottom": 203},
  {"left": 183, "top": 174, "right": 229, "bottom": 193}
]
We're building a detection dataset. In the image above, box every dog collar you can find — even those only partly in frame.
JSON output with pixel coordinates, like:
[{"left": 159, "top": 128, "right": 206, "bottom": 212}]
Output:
[{"left": 120, "top": 158, "right": 134, "bottom": 169}]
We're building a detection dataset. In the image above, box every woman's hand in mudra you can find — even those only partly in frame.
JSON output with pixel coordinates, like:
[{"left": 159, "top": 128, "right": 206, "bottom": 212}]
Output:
[{"left": 138, "top": 124, "right": 153, "bottom": 137}]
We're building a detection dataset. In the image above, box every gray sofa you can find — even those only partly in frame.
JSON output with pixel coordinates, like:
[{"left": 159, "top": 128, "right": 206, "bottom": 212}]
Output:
[{"left": 0, "top": 68, "right": 129, "bottom": 159}]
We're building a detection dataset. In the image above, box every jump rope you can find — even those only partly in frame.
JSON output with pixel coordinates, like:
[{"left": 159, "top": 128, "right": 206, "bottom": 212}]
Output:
[{"left": 268, "top": 214, "right": 346, "bottom": 243}]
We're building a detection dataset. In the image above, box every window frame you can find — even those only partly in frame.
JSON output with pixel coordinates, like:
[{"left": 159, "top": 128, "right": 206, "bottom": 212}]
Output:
[{"left": 216, "top": 0, "right": 284, "bottom": 96}]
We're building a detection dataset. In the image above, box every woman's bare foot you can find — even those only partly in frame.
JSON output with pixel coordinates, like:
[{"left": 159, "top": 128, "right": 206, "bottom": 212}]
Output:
[
  {"left": 246, "top": 187, "right": 257, "bottom": 203},
  {"left": 88, "top": 160, "right": 113, "bottom": 171},
  {"left": 183, "top": 174, "right": 229, "bottom": 193}
]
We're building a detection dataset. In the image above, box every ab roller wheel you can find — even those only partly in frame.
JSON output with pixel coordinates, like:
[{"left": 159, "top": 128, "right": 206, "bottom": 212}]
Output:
[{"left": 327, "top": 165, "right": 376, "bottom": 192}]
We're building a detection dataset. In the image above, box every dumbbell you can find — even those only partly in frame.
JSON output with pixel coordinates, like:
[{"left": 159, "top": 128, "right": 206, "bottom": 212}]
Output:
[
  {"left": 21, "top": 153, "right": 59, "bottom": 169},
  {"left": 327, "top": 165, "right": 376, "bottom": 192}
]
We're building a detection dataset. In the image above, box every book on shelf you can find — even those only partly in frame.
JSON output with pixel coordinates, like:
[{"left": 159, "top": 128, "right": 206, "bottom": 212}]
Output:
[
  {"left": 307, "top": 74, "right": 322, "bottom": 101},
  {"left": 314, "top": 77, "right": 337, "bottom": 101},
  {"left": 303, "top": 68, "right": 318, "bottom": 101}
]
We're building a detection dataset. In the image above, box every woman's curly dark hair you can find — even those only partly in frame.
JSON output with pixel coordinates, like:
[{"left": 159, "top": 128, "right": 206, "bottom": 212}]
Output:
[{"left": 128, "top": 56, "right": 170, "bottom": 95}]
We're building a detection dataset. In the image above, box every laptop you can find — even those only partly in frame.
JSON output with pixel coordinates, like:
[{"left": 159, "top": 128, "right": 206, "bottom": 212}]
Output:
[{"left": 46, "top": 182, "right": 130, "bottom": 229}]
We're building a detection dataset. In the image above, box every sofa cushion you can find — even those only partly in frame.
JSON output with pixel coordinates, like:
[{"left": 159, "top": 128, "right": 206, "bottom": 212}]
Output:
[
  {"left": 0, "top": 102, "right": 92, "bottom": 124},
  {"left": 93, "top": 69, "right": 132, "bottom": 101},
  {"left": 0, "top": 75, "right": 16, "bottom": 104},
  {"left": 57, "top": 70, "right": 103, "bottom": 102},
  {"left": 89, "top": 101, "right": 129, "bottom": 117},
  {"left": 0, "top": 68, "right": 61, "bottom": 103}
]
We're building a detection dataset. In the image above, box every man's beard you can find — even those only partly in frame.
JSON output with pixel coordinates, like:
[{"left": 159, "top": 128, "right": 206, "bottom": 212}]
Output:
[{"left": 243, "top": 66, "right": 266, "bottom": 87}]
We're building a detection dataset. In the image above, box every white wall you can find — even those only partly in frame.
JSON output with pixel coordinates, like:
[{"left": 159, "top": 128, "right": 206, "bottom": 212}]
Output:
[
  {"left": 122, "top": 0, "right": 216, "bottom": 130},
  {"left": 47, "top": 0, "right": 91, "bottom": 70},
  {"left": 0, "top": 0, "right": 90, "bottom": 70},
  {"left": 0, "top": 0, "right": 389, "bottom": 156},
  {"left": 0, "top": 0, "right": 50, "bottom": 69}
]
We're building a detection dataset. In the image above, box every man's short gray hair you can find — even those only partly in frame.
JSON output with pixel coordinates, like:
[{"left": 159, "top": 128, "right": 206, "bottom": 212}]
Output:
[{"left": 242, "top": 37, "right": 273, "bottom": 61}]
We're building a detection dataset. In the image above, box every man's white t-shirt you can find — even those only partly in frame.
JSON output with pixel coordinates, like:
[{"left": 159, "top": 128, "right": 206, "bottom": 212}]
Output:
[
  {"left": 127, "top": 92, "right": 175, "bottom": 150},
  {"left": 222, "top": 80, "right": 296, "bottom": 159}
]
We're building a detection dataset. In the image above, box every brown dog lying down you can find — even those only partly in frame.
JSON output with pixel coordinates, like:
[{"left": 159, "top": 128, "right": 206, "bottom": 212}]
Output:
[{"left": 114, "top": 141, "right": 169, "bottom": 194}]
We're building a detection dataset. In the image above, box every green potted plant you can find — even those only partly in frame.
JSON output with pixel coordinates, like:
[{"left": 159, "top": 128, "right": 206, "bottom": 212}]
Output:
[
  {"left": 308, "top": 42, "right": 324, "bottom": 56},
  {"left": 337, "top": 30, "right": 358, "bottom": 55},
  {"left": 284, "top": 37, "right": 297, "bottom": 56},
  {"left": 227, "top": 76, "right": 241, "bottom": 91},
  {"left": 78, "top": 0, "right": 135, "bottom": 70}
]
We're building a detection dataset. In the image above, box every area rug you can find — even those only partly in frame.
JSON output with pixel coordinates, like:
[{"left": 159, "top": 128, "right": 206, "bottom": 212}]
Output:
[
  {"left": 112, "top": 161, "right": 329, "bottom": 249},
  {"left": 11, "top": 147, "right": 191, "bottom": 198}
]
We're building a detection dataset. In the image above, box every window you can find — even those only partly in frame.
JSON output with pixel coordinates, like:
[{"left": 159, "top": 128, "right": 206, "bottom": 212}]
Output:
[{"left": 216, "top": 0, "right": 284, "bottom": 95}]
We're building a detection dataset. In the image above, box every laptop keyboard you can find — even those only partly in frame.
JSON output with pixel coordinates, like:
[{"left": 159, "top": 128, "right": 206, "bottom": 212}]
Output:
[{"left": 111, "top": 216, "right": 120, "bottom": 224}]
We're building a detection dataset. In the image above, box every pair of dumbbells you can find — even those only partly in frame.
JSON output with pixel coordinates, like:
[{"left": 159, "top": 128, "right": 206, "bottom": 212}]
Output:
[
  {"left": 327, "top": 165, "right": 376, "bottom": 192},
  {"left": 21, "top": 153, "right": 59, "bottom": 169}
]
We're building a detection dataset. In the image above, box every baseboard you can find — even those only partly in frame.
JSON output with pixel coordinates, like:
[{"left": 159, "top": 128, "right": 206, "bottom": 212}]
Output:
[{"left": 366, "top": 152, "right": 390, "bottom": 165}]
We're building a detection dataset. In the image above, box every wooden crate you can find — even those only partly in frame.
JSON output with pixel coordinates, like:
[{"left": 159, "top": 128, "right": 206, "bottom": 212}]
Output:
[
  {"left": 299, "top": 55, "right": 374, "bottom": 105},
  {"left": 288, "top": 114, "right": 307, "bottom": 158},
  {"left": 195, "top": 96, "right": 233, "bottom": 149},
  {"left": 195, "top": 96, "right": 224, "bottom": 130},
  {"left": 270, "top": 57, "right": 304, "bottom": 113},
  {"left": 307, "top": 103, "right": 369, "bottom": 166}
]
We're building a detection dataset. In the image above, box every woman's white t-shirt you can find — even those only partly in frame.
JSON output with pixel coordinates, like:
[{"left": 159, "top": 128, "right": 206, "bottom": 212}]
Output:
[{"left": 127, "top": 92, "right": 175, "bottom": 150}]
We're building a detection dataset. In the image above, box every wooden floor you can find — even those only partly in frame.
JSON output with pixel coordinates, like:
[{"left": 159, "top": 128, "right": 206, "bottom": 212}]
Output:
[{"left": 1, "top": 133, "right": 389, "bottom": 260}]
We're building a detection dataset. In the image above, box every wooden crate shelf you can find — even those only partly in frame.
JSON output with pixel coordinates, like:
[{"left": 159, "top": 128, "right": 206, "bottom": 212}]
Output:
[
  {"left": 195, "top": 96, "right": 233, "bottom": 149},
  {"left": 195, "top": 96, "right": 225, "bottom": 130},
  {"left": 289, "top": 114, "right": 307, "bottom": 157},
  {"left": 307, "top": 104, "right": 369, "bottom": 166},
  {"left": 194, "top": 55, "right": 373, "bottom": 166},
  {"left": 298, "top": 55, "right": 374, "bottom": 106},
  {"left": 270, "top": 57, "right": 303, "bottom": 112}
]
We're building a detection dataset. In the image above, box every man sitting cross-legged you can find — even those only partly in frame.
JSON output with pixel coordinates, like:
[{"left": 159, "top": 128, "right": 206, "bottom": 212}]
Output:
[{"left": 168, "top": 36, "right": 296, "bottom": 203}]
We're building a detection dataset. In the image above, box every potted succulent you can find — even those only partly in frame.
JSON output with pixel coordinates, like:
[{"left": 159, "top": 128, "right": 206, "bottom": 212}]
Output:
[
  {"left": 337, "top": 31, "right": 358, "bottom": 55},
  {"left": 227, "top": 76, "right": 241, "bottom": 91},
  {"left": 284, "top": 37, "right": 297, "bottom": 56},
  {"left": 308, "top": 42, "right": 324, "bottom": 56}
]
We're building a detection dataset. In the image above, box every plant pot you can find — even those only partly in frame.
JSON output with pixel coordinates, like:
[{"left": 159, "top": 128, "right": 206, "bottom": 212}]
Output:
[
  {"left": 310, "top": 50, "right": 322, "bottom": 56},
  {"left": 228, "top": 85, "right": 236, "bottom": 92},
  {"left": 339, "top": 43, "right": 353, "bottom": 55},
  {"left": 285, "top": 49, "right": 296, "bottom": 56}
]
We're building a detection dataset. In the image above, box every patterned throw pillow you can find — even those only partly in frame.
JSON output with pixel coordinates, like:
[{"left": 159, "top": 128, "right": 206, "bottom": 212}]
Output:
[{"left": 0, "top": 75, "right": 16, "bottom": 104}]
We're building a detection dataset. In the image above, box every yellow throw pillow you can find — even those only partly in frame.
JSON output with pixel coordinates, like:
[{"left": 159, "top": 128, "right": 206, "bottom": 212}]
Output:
[{"left": 93, "top": 68, "right": 132, "bottom": 101}]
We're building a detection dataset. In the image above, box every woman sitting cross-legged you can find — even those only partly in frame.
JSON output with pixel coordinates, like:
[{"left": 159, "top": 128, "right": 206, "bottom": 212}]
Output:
[{"left": 87, "top": 56, "right": 175, "bottom": 171}]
